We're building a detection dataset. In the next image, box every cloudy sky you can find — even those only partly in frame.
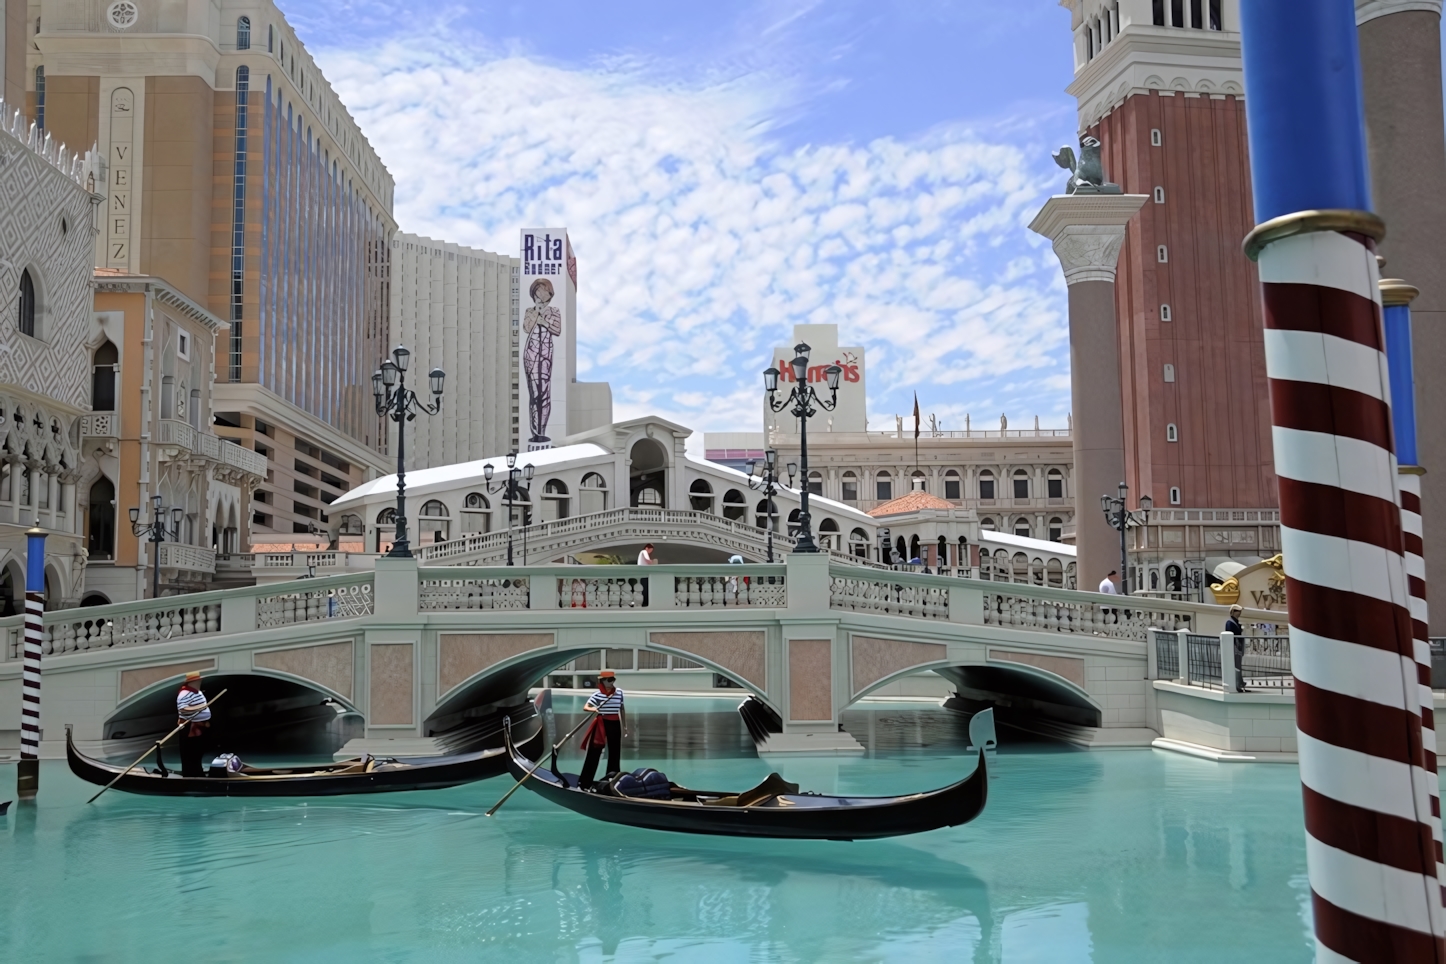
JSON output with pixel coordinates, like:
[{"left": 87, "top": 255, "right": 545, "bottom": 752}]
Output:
[{"left": 288, "top": 0, "right": 1082, "bottom": 441}]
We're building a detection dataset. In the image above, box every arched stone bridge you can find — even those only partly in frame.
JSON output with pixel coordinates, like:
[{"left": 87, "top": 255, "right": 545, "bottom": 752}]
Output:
[{"left": 0, "top": 555, "right": 1282, "bottom": 757}]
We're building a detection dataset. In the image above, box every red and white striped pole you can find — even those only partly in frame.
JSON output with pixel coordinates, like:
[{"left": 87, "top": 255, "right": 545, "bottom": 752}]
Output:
[
  {"left": 1241, "top": 1, "right": 1446, "bottom": 958},
  {"left": 16, "top": 527, "right": 46, "bottom": 798}
]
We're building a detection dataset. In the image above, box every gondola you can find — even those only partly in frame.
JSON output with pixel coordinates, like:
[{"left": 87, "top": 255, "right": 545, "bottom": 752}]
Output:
[
  {"left": 499, "top": 712, "right": 988, "bottom": 841},
  {"left": 66, "top": 721, "right": 544, "bottom": 798}
]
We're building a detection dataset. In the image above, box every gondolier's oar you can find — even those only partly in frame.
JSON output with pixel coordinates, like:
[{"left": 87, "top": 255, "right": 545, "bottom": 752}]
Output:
[
  {"left": 87, "top": 689, "right": 228, "bottom": 804},
  {"left": 486, "top": 713, "right": 594, "bottom": 817}
]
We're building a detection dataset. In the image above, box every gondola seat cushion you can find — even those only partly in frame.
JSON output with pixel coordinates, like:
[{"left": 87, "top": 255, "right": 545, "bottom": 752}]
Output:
[{"left": 613, "top": 768, "right": 672, "bottom": 799}]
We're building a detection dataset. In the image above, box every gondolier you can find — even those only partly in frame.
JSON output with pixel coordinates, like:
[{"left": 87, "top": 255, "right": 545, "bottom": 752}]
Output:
[
  {"left": 176, "top": 672, "right": 213, "bottom": 777},
  {"left": 578, "top": 670, "right": 627, "bottom": 789}
]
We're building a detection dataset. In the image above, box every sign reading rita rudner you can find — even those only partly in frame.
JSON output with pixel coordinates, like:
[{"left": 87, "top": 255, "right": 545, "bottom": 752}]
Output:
[{"left": 518, "top": 229, "right": 577, "bottom": 450}]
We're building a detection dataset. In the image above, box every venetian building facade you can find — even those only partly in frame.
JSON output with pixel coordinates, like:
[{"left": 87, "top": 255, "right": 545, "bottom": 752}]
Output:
[
  {"left": 27, "top": 0, "right": 395, "bottom": 548},
  {"left": 83, "top": 272, "right": 265, "bottom": 602},
  {"left": 0, "top": 97, "right": 102, "bottom": 608},
  {"left": 1061, "top": 0, "right": 1280, "bottom": 598}
]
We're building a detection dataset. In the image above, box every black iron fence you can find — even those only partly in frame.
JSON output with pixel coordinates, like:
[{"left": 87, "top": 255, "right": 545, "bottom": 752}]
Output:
[{"left": 1150, "top": 628, "right": 1293, "bottom": 692}]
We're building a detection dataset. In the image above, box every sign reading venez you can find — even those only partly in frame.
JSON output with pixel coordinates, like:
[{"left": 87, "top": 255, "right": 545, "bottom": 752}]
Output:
[{"left": 519, "top": 228, "right": 576, "bottom": 450}]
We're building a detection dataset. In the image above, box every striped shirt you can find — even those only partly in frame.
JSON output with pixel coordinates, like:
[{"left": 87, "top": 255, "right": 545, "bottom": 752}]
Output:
[
  {"left": 177, "top": 687, "right": 210, "bottom": 722},
  {"left": 585, "top": 688, "right": 624, "bottom": 716}
]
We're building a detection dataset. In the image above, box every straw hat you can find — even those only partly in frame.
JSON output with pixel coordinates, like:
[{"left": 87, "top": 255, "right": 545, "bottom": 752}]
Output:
[
  {"left": 598, "top": 670, "right": 616, "bottom": 681},
  {"left": 1229, "top": 604, "right": 1243, "bottom": 613},
  {"left": 184, "top": 670, "right": 203, "bottom": 681}
]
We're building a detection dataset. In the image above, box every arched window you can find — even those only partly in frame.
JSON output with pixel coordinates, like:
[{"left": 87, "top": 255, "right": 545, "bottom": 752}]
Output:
[
  {"left": 1048, "top": 517, "right": 1063, "bottom": 542},
  {"left": 1014, "top": 517, "right": 1032, "bottom": 538},
  {"left": 635, "top": 486, "right": 663, "bottom": 508},
  {"left": 1047, "top": 469, "right": 1063, "bottom": 499},
  {"left": 909, "top": 534, "right": 922, "bottom": 562},
  {"left": 911, "top": 471, "right": 927, "bottom": 492},
  {"left": 462, "top": 492, "right": 490, "bottom": 533},
  {"left": 237, "top": 16, "right": 251, "bottom": 49},
  {"left": 979, "top": 516, "right": 996, "bottom": 530},
  {"left": 1012, "top": 470, "right": 1030, "bottom": 500},
  {"left": 875, "top": 471, "right": 892, "bottom": 502},
  {"left": 1169, "top": 486, "right": 1182, "bottom": 505},
  {"left": 1012, "top": 552, "right": 1029, "bottom": 583},
  {"left": 377, "top": 508, "right": 395, "bottom": 525},
  {"left": 418, "top": 499, "right": 449, "bottom": 544},
  {"left": 978, "top": 470, "right": 995, "bottom": 501},
  {"left": 722, "top": 488, "right": 746, "bottom": 521},
  {"left": 375, "top": 507, "right": 395, "bottom": 553},
  {"left": 807, "top": 471, "right": 823, "bottom": 496},
  {"left": 689, "top": 478, "right": 714, "bottom": 513},
  {"left": 92, "top": 340, "right": 118, "bottom": 410},
  {"left": 87, "top": 476, "right": 115, "bottom": 560},
  {"left": 267, "top": 25, "right": 274, "bottom": 53},
  {"left": 849, "top": 527, "right": 868, "bottom": 558},
  {"left": 541, "top": 479, "right": 569, "bottom": 522},
  {"left": 943, "top": 469, "right": 961, "bottom": 500},
  {"left": 841, "top": 471, "right": 859, "bottom": 502},
  {"left": 896, "top": 535, "right": 907, "bottom": 561},
  {"left": 579, "top": 472, "right": 607, "bottom": 515},
  {"left": 1165, "top": 564, "right": 1183, "bottom": 592},
  {"left": 787, "top": 507, "right": 803, "bottom": 537},
  {"left": 755, "top": 498, "right": 778, "bottom": 531},
  {"left": 937, "top": 534, "right": 948, "bottom": 566},
  {"left": 18, "top": 269, "right": 36, "bottom": 337},
  {"left": 338, "top": 513, "right": 363, "bottom": 535},
  {"left": 1047, "top": 558, "right": 1064, "bottom": 588}
]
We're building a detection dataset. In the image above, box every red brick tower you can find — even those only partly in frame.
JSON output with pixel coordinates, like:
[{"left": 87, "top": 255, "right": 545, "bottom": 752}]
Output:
[{"left": 1061, "top": 0, "right": 1278, "bottom": 594}]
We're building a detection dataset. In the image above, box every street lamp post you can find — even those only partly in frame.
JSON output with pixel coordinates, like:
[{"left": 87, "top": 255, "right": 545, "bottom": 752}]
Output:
[
  {"left": 1098, "top": 482, "right": 1152, "bottom": 595},
  {"left": 744, "top": 448, "right": 792, "bottom": 563},
  {"left": 372, "top": 346, "right": 445, "bottom": 559},
  {"left": 764, "top": 343, "right": 841, "bottom": 554},
  {"left": 129, "top": 494, "right": 185, "bottom": 599},
  {"left": 483, "top": 452, "right": 534, "bottom": 566}
]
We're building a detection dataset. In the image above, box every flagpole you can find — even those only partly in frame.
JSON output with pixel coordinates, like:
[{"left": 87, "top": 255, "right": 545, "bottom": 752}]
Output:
[{"left": 912, "top": 392, "right": 921, "bottom": 481}]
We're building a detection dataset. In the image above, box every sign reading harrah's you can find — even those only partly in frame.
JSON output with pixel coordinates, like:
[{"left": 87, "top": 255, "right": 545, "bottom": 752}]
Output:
[
  {"left": 518, "top": 229, "right": 577, "bottom": 451},
  {"left": 766, "top": 324, "right": 868, "bottom": 434}
]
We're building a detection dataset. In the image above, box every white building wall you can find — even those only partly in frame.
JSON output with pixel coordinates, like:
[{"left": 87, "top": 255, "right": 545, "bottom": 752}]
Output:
[{"left": 390, "top": 234, "right": 518, "bottom": 470}]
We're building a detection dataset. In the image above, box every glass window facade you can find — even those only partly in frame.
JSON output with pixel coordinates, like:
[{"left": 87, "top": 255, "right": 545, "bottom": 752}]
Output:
[{"left": 230, "top": 66, "right": 249, "bottom": 381}]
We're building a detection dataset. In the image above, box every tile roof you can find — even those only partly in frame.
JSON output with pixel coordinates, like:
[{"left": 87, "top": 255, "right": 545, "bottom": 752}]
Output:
[{"left": 867, "top": 491, "right": 957, "bottom": 517}]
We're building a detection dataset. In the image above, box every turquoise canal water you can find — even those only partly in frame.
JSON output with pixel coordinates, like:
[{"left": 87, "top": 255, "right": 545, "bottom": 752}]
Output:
[{"left": 0, "top": 696, "right": 1315, "bottom": 962}]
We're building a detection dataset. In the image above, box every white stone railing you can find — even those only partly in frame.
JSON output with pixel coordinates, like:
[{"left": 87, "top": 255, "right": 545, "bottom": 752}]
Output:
[
  {"left": 674, "top": 572, "right": 786, "bottom": 608},
  {"left": 41, "top": 601, "right": 222, "bottom": 656},
  {"left": 256, "top": 577, "right": 374, "bottom": 628},
  {"left": 79, "top": 413, "right": 117, "bottom": 438},
  {"left": 419, "top": 574, "right": 531, "bottom": 611},
  {"left": 829, "top": 571, "right": 951, "bottom": 620},
  {"left": 157, "top": 542, "right": 216, "bottom": 574},
  {"left": 978, "top": 581, "right": 1286, "bottom": 643},
  {"left": 153, "top": 419, "right": 266, "bottom": 477}
]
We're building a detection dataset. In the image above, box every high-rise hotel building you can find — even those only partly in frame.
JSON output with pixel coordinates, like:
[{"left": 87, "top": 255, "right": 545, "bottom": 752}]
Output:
[
  {"left": 22, "top": 0, "right": 395, "bottom": 543},
  {"left": 1060, "top": 0, "right": 1280, "bottom": 595}
]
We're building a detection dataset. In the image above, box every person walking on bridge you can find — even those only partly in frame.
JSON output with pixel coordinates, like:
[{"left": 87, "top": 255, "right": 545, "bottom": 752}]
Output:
[
  {"left": 176, "top": 671, "right": 214, "bottom": 777},
  {"left": 578, "top": 670, "right": 627, "bottom": 790}
]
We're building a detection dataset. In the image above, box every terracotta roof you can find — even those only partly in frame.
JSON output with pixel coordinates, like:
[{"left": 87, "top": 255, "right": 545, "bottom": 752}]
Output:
[{"left": 867, "top": 491, "right": 957, "bottom": 517}]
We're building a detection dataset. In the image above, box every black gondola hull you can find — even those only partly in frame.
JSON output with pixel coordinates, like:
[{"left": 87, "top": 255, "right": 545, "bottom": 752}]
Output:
[
  {"left": 502, "top": 729, "right": 987, "bottom": 840},
  {"left": 67, "top": 724, "right": 543, "bottom": 798}
]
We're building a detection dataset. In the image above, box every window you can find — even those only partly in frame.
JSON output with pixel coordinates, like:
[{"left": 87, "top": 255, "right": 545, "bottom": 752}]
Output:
[
  {"left": 1164, "top": 364, "right": 1176, "bottom": 383},
  {"left": 1160, "top": 304, "right": 1172, "bottom": 322},
  {"left": 267, "top": 24, "right": 274, "bottom": 52},
  {"left": 91, "top": 340, "right": 118, "bottom": 411},
  {"left": 462, "top": 492, "right": 490, "bottom": 533},
  {"left": 978, "top": 471, "right": 995, "bottom": 500},
  {"left": 1157, "top": 245, "right": 1169, "bottom": 263},
  {"left": 34, "top": 67, "right": 44, "bottom": 131},
  {"left": 1047, "top": 470, "right": 1063, "bottom": 499},
  {"left": 722, "top": 488, "right": 746, "bottom": 521},
  {"left": 1171, "top": 0, "right": 1184, "bottom": 27},
  {"left": 875, "top": 473, "right": 892, "bottom": 502},
  {"left": 849, "top": 528, "right": 868, "bottom": 558},
  {"left": 818, "top": 517, "right": 839, "bottom": 549},
  {"left": 689, "top": 478, "right": 713, "bottom": 512},
  {"left": 176, "top": 330, "right": 190, "bottom": 360},
  {"left": 1169, "top": 486, "right": 1181, "bottom": 505},
  {"left": 1209, "top": 0, "right": 1222, "bottom": 30},
  {"left": 1190, "top": 0, "right": 1202, "bottom": 28},
  {"left": 580, "top": 472, "right": 607, "bottom": 515},
  {"left": 807, "top": 471, "right": 823, "bottom": 496},
  {"left": 1048, "top": 517, "right": 1063, "bottom": 542},
  {"left": 755, "top": 498, "right": 778, "bottom": 531},
  {"left": 87, "top": 477, "right": 115, "bottom": 559},
  {"left": 237, "top": 16, "right": 251, "bottom": 49},
  {"left": 417, "top": 499, "right": 449, "bottom": 544},
  {"left": 1151, "top": 127, "right": 1162, "bottom": 146},
  {"left": 1013, "top": 472, "right": 1029, "bottom": 500},
  {"left": 980, "top": 517, "right": 997, "bottom": 530},
  {"left": 1014, "top": 519, "right": 1032, "bottom": 538},
  {"left": 541, "top": 479, "right": 569, "bottom": 522},
  {"left": 1167, "top": 423, "right": 1179, "bottom": 442},
  {"left": 17, "top": 269, "right": 36, "bottom": 337},
  {"left": 338, "top": 514, "right": 363, "bottom": 535},
  {"left": 944, "top": 470, "right": 961, "bottom": 500},
  {"left": 229, "top": 66, "right": 250, "bottom": 381},
  {"left": 1154, "top": 186, "right": 1165, "bottom": 204},
  {"left": 841, "top": 471, "right": 859, "bottom": 502}
]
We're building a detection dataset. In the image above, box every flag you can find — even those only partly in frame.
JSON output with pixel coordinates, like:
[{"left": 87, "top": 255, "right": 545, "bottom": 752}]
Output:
[{"left": 913, "top": 393, "right": 921, "bottom": 439}]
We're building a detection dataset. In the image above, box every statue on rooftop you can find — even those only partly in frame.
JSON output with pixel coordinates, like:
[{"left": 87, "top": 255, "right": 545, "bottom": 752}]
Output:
[{"left": 1052, "top": 136, "right": 1122, "bottom": 195}]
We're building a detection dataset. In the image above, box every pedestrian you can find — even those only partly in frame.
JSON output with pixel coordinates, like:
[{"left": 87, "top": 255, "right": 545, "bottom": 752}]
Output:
[
  {"left": 636, "top": 543, "right": 657, "bottom": 605},
  {"left": 176, "top": 671, "right": 214, "bottom": 777},
  {"left": 1225, "top": 603, "right": 1245, "bottom": 691},
  {"left": 578, "top": 670, "right": 627, "bottom": 790},
  {"left": 1097, "top": 569, "right": 1120, "bottom": 628}
]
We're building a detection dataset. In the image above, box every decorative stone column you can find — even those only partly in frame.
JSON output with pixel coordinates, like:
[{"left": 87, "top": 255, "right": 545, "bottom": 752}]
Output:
[
  {"left": 1029, "top": 194, "right": 1147, "bottom": 591},
  {"left": 1358, "top": 0, "right": 1446, "bottom": 632}
]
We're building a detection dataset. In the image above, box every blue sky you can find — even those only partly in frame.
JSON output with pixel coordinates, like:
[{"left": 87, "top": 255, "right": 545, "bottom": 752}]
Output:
[{"left": 290, "top": 0, "right": 1085, "bottom": 440}]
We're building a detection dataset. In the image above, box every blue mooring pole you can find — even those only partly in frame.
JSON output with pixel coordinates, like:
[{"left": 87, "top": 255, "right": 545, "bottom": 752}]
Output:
[
  {"left": 1240, "top": 0, "right": 1446, "bottom": 957},
  {"left": 16, "top": 527, "right": 46, "bottom": 798}
]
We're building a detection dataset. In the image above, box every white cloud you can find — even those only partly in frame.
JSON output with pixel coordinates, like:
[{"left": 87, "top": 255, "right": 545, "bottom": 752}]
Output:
[{"left": 319, "top": 36, "right": 1071, "bottom": 440}]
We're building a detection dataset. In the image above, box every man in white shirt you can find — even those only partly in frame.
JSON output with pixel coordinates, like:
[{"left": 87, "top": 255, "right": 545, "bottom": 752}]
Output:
[
  {"left": 1098, "top": 571, "right": 1120, "bottom": 595},
  {"left": 637, "top": 543, "right": 657, "bottom": 566},
  {"left": 176, "top": 671, "right": 214, "bottom": 777}
]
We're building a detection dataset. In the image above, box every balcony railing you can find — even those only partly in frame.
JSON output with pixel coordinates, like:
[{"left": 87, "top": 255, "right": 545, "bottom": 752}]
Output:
[
  {"left": 156, "top": 542, "right": 216, "bottom": 574},
  {"left": 154, "top": 419, "right": 266, "bottom": 476},
  {"left": 1149, "top": 628, "right": 1293, "bottom": 692},
  {"left": 79, "top": 413, "right": 117, "bottom": 438}
]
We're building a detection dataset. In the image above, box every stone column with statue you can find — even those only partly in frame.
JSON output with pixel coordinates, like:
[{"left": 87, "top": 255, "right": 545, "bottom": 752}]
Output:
[{"left": 1028, "top": 140, "right": 1146, "bottom": 592}]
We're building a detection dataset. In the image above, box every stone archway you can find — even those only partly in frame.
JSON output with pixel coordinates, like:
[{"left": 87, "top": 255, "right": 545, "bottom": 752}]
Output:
[{"left": 629, "top": 437, "right": 669, "bottom": 508}]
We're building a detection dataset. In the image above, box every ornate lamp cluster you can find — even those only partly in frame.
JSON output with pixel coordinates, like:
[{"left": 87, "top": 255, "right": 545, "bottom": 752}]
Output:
[
  {"left": 1099, "top": 481, "right": 1151, "bottom": 595},
  {"left": 129, "top": 493, "right": 185, "bottom": 599},
  {"left": 763, "top": 343, "right": 841, "bottom": 554},
  {"left": 483, "top": 452, "right": 534, "bottom": 566},
  {"left": 744, "top": 448, "right": 793, "bottom": 563},
  {"left": 372, "top": 345, "right": 445, "bottom": 559}
]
